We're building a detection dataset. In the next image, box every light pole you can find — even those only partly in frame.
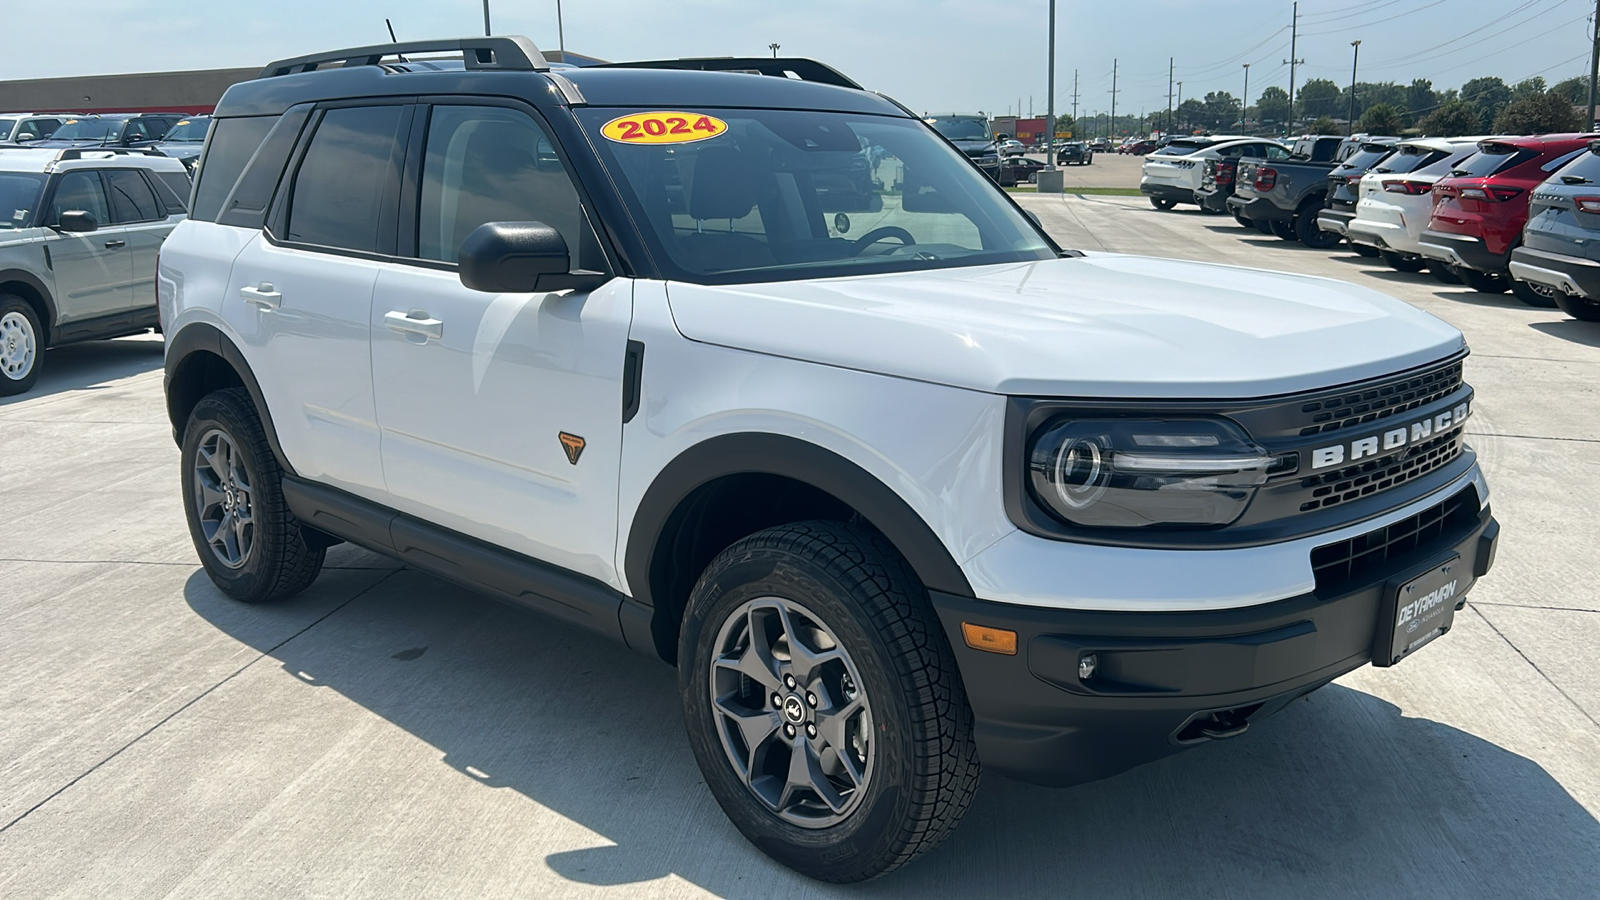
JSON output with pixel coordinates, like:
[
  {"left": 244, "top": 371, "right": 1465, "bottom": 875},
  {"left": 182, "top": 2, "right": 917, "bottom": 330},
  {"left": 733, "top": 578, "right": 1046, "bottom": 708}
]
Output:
[
  {"left": 482, "top": 0, "right": 491, "bottom": 36},
  {"left": 1348, "top": 40, "right": 1361, "bottom": 136},
  {"left": 769, "top": 43, "right": 781, "bottom": 58},
  {"left": 1242, "top": 63, "right": 1250, "bottom": 130},
  {"left": 1039, "top": 0, "right": 1063, "bottom": 191},
  {"left": 557, "top": 0, "right": 565, "bottom": 52},
  {"left": 1176, "top": 81, "right": 1183, "bottom": 133}
]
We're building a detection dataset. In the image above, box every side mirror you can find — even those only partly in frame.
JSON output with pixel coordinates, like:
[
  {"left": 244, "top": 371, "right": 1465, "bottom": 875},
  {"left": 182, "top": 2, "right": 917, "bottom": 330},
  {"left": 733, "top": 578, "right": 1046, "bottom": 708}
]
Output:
[
  {"left": 57, "top": 210, "right": 98, "bottom": 233},
  {"left": 15, "top": 132, "right": 37, "bottom": 142},
  {"left": 457, "top": 221, "right": 607, "bottom": 293}
]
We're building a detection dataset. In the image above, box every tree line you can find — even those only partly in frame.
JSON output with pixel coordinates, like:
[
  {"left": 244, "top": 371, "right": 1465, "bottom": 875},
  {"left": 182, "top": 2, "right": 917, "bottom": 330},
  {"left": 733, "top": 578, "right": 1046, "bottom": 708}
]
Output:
[{"left": 1067, "top": 75, "right": 1591, "bottom": 139}]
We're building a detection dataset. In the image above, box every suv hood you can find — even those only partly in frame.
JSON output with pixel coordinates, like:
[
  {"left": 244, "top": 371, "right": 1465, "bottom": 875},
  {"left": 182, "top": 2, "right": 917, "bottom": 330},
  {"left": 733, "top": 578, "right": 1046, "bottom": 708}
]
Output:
[{"left": 664, "top": 255, "right": 1464, "bottom": 398}]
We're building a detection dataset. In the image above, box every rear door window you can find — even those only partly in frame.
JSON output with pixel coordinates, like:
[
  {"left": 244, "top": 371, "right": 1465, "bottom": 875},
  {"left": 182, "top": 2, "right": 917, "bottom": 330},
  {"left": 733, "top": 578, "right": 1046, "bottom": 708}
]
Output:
[
  {"left": 106, "top": 169, "right": 162, "bottom": 223},
  {"left": 191, "top": 116, "right": 277, "bottom": 222},
  {"left": 283, "top": 105, "right": 408, "bottom": 253},
  {"left": 48, "top": 170, "right": 112, "bottom": 226}
]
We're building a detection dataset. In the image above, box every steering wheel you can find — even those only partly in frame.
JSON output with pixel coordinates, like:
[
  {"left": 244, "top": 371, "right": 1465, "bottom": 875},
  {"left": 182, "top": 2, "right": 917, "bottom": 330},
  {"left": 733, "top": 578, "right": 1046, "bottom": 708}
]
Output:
[{"left": 851, "top": 226, "right": 916, "bottom": 256}]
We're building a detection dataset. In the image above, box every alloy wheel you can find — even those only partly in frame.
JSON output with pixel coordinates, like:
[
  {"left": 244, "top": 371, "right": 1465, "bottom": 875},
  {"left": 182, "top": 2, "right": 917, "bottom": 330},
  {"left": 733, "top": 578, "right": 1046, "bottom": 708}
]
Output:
[
  {"left": 0, "top": 310, "right": 37, "bottom": 381},
  {"left": 192, "top": 428, "right": 255, "bottom": 568},
  {"left": 709, "top": 597, "right": 874, "bottom": 828}
]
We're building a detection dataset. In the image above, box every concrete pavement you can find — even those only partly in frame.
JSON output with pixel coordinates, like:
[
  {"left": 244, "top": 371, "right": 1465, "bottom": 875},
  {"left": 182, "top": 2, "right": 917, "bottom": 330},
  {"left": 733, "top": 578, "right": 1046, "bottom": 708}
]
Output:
[{"left": 2, "top": 199, "right": 1597, "bottom": 898}]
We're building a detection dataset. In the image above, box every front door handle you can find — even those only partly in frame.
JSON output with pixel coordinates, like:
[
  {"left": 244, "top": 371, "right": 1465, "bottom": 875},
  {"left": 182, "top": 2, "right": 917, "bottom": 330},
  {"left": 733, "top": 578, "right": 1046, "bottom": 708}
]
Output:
[
  {"left": 240, "top": 283, "right": 281, "bottom": 310},
  {"left": 384, "top": 309, "right": 444, "bottom": 341},
  {"left": 103, "top": 239, "right": 126, "bottom": 249}
]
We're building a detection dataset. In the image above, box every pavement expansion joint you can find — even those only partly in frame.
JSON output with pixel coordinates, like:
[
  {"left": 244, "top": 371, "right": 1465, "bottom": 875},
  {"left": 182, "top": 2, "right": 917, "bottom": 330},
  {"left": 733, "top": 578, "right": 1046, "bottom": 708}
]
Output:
[
  {"left": 0, "top": 569, "right": 399, "bottom": 835},
  {"left": 1464, "top": 431, "right": 1600, "bottom": 445},
  {"left": 1468, "top": 603, "right": 1600, "bottom": 734}
]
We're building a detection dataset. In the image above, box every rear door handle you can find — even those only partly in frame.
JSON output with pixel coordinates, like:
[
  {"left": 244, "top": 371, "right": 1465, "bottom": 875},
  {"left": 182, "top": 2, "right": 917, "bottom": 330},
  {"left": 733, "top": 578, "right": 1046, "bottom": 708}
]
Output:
[
  {"left": 384, "top": 310, "right": 443, "bottom": 341},
  {"left": 240, "top": 283, "right": 281, "bottom": 310},
  {"left": 103, "top": 239, "right": 126, "bottom": 249}
]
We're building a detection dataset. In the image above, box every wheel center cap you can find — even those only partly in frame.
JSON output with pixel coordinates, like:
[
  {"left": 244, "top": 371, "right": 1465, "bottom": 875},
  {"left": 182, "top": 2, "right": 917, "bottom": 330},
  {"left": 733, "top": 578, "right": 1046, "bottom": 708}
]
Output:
[{"left": 781, "top": 694, "right": 806, "bottom": 724}]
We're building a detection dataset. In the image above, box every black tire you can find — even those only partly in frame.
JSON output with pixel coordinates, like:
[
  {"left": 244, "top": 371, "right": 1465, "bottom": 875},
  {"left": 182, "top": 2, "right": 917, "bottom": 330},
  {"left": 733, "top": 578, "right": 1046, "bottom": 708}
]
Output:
[
  {"left": 1554, "top": 291, "right": 1600, "bottom": 321},
  {"left": 180, "top": 387, "right": 325, "bottom": 603},
  {"left": 1253, "top": 217, "right": 1275, "bottom": 235},
  {"left": 1232, "top": 212, "right": 1252, "bottom": 228},
  {"left": 1459, "top": 268, "right": 1508, "bottom": 294},
  {"left": 679, "top": 521, "right": 980, "bottom": 883},
  {"left": 1427, "top": 262, "right": 1462, "bottom": 284},
  {"left": 1510, "top": 277, "right": 1560, "bottom": 309},
  {"left": 1351, "top": 243, "right": 1380, "bottom": 258},
  {"left": 1381, "top": 250, "right": 1427, "bottom": 273},
  {"left": 0, "top": 293, "right": 43, "bottom": 397},
  {"left": 1295, "top": 206, "right": 1342, "bottom": 248},
  {"left": 1150, "top": 197, "right": 1178, "bottom": 210},
  {"left": 1269, "top": 218, "right": 1298, "bottom": 241}
]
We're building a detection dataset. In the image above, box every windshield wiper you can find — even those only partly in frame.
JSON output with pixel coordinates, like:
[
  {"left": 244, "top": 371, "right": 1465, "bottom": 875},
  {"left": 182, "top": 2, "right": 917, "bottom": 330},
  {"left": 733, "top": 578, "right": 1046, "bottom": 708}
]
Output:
[{"left": 1562, "top": 175, "right": 1592, "bottom": 185}]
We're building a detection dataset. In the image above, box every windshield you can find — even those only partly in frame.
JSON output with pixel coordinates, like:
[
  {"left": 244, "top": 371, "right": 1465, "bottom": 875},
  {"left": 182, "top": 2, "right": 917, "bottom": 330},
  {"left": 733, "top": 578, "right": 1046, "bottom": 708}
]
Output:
[
  {"left": 161, "top": 118, "right": 210, "bottom": 142},
  {"left": 50, "top": 118, "right": 124, "bottom": 142},
  {"left": 0, "top": 119, "right": 16, "bottom": 139},
  {"left": 579, "top": 108, "right": 1054, "bottom": 284},
  {"left": 925, "top": 117, "right": 990, "bottom": 141},
  {"left": 0, "top": 174, "right": 46, "bottom": 229}
]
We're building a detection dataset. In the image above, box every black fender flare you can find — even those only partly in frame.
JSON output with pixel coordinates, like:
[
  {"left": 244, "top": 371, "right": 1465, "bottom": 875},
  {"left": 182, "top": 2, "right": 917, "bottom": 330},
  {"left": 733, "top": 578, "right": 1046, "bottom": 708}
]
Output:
[
  {"left": 623, "top": 432, "right": 974, "bottom": 612},
  {"left": 0, "top": 268, "right": 58, "bottom": 342},
  {"left": 163, "top": 322, "right": 295, "bottom": 475}
]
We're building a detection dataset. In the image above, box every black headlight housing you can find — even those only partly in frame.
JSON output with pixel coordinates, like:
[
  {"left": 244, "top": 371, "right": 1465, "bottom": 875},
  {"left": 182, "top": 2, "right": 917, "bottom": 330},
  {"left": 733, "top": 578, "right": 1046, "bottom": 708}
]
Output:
[{"left": 1028, "top": 417, "right": 1273, "bottom": 529}]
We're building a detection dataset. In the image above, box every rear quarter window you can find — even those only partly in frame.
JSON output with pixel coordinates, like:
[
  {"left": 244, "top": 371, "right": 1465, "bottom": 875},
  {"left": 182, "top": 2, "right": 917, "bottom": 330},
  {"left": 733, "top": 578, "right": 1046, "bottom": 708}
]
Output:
[{"left": 191, "top": 116, "right": 277, "bottom": 222}]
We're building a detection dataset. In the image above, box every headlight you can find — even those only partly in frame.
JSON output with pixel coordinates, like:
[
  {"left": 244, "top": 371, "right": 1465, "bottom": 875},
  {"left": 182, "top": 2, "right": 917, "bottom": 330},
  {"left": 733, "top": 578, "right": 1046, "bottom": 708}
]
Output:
[{"left": 1028, "top": 418, "right": 1274, "bottom": 529}]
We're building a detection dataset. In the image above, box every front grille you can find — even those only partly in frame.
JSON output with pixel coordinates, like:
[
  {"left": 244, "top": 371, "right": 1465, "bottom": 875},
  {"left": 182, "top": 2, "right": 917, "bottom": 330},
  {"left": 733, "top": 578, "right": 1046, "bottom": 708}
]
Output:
[
  {"left": 1310, "top": 486, "right": 1479, "bottom": 593},
  {"left": 1295, "top": 427, "right": 1465, "bottom": 512},
  {"left": 1294, "top": 360, "right": 1464, "bottom": 437}
]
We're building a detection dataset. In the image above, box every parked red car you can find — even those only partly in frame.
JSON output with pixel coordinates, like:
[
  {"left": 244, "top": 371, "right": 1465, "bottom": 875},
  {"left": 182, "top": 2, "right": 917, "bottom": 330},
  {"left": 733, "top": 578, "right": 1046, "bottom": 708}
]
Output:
[
  {"left": 1121, "top": 139, "right": 1159, "bottom": 155},
  {"left": 1418, "top": 133, "right": 1599, "bottom": 306}
]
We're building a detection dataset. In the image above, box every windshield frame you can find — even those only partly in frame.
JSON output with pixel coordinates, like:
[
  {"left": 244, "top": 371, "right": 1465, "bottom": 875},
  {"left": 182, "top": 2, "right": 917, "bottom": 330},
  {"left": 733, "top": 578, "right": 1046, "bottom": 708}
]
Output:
[{"left": 575, "top": 106, "right": 1060, "bottom": 286}]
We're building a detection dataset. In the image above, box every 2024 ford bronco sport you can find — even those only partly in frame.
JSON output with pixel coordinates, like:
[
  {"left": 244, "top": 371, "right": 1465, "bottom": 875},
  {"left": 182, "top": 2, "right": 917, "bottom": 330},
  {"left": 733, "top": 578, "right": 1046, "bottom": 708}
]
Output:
[{"left": 160, "top": 37, "right": 1500, "bottom": 882}]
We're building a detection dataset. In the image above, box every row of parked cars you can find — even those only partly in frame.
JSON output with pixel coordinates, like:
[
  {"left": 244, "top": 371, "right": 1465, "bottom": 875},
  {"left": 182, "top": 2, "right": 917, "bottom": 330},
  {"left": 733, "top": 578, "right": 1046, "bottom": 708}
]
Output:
[
  {"left": 0, "top": 111, "right": 212, "bottom": 172},
  {"left": 1138, "top": 130, "right": 1600, "bottom": 322}
]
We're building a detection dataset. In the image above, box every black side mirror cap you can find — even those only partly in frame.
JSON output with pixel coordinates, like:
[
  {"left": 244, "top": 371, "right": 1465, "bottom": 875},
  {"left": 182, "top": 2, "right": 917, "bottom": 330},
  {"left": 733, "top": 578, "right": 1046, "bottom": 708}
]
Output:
[
  {"left": 457, "top": 221, "right": 609, "bottom": 293},
  {"left": 57, "top": 210, "right": 98, "bottom": 233}
]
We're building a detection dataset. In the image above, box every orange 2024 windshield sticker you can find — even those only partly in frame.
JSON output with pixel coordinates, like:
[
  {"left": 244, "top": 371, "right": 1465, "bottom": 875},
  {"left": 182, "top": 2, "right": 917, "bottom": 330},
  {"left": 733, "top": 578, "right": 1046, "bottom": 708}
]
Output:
[{"left": 600, "top": 111, "right": 728, "bottom": 145}]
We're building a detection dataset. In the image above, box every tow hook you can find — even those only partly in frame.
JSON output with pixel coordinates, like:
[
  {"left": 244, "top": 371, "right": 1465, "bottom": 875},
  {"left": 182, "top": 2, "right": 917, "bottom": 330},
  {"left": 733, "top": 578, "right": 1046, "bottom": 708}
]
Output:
[{"left": 1175, "top": 702, "right": 1264, "bottom": 743}]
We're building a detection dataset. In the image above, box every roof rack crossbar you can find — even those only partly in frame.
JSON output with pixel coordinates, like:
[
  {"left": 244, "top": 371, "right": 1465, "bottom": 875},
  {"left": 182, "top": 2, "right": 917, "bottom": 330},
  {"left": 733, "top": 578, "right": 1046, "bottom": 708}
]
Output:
[
  {"left": 56, "top": 148, "right": 163, "bottom": 160},
  {"left": 593, "top": 57, "right": 861, "bottom": 90},
  {"left": 258, "top": 36, "right": 548, "bottom": 79}
]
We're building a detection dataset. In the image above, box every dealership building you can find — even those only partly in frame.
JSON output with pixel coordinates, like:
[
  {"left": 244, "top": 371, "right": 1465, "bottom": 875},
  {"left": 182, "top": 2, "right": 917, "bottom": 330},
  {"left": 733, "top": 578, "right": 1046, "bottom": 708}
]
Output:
[{"left": 0, "top": 67, "right": 259, "bottom": 115}]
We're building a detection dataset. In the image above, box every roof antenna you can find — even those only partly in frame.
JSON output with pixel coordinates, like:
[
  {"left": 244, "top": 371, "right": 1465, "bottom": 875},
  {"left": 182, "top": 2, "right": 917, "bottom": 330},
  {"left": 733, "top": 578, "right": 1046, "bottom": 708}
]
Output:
[{"left": 385, "top": 18, "right": 408, "bottom": 62}]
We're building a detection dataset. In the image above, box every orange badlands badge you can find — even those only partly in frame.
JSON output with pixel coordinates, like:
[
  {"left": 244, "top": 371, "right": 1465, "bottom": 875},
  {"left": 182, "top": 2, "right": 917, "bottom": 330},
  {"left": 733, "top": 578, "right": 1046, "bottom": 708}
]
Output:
[
  {"left": 600, "top": 111, "right": 728, "bottom": 145},
  {"left": 559, "top": 432, "right": 586, "bottom": 465}
]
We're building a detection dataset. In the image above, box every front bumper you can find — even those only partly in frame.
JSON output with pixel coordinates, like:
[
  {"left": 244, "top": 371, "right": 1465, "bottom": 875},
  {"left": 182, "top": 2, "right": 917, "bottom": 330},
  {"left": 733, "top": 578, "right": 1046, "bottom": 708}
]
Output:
[
  {"left": 1418, "top": 230, "right": 1505, "bottom": 274},
  {"left": 932, "top": 484, "right": 1498, "bottom": 787},
  {"left": 1227, "top": 194, "right": 1290, "bottom": 223},
  {"left": 1510, "top": 245, "right": 1600, "bottom": 299}
]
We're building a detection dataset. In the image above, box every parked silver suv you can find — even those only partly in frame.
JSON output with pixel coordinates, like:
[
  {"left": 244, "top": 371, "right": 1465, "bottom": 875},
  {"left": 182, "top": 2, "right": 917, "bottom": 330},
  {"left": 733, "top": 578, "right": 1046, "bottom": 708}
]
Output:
[{"left": 0, "top": 147, "right": 189, "bottom": 394}]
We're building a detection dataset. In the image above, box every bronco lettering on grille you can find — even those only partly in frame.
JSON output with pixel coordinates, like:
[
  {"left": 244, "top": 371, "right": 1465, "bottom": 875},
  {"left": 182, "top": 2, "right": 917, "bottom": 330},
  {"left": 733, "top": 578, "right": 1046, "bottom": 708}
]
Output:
[{"left": 1310, "top": 401, "right": 1471, "bottom": 470}]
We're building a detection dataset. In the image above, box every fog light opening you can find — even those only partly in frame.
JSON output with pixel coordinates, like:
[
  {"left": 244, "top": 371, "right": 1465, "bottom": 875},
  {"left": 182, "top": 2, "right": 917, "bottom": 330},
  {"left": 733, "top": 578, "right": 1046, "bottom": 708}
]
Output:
[{"left": 1078, "top": 653, "right": 1098, "bottom": 681}]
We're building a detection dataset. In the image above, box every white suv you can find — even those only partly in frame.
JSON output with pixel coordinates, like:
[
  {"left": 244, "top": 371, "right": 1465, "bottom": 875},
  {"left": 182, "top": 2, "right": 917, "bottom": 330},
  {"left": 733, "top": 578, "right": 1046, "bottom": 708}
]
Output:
[{"left": 160, "top": 37, "right": 1500, "bottom": 882}]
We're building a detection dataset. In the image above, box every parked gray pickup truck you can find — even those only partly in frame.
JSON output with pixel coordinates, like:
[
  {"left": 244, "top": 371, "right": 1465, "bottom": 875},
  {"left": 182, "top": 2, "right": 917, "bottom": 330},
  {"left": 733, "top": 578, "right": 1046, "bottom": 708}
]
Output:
[{"left": 1227, "top": 135, "right": 1350, "bottom": 248}]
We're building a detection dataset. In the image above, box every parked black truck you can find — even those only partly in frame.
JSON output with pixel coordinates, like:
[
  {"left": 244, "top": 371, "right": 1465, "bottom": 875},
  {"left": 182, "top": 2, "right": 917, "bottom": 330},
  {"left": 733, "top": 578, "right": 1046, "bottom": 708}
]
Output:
[{"left": 1226, "top": 135, "right": 1354, "bottom": 248}]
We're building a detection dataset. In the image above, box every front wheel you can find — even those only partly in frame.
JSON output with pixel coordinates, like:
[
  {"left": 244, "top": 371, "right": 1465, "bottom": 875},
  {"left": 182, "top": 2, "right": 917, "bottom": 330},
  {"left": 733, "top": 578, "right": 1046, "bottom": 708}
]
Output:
[
  {"left": 1459, "top": 268, "right": 1508, "bottom": 294},
  {"left": 1150, "top": 197, "right": 1178, "bottom": 210},
  {"left": 1554, "top": 291, "right": 1600, "bottom": 321},
  {"left": 1351, "top": 243, "right": 1380, "bottom": 258},
  {"left": 1269, "top": 218, "right": 1298, "bottom": 241},
  {"left": 1428, "top": 262, "right": 1462, "bottom": 284},
  {"left": 1381, "top": 250, "right": 1427, "bottom": 273},
  {"left": 1511, "top": 277, "right": 1560, "bottom": 309},
  {"left": 0, "top": 294, "right": 42, "bottom": 396},
  {"left": 181, "top": 388, "right": 326, "bottom": 603},
  {"left": 679, "top": 521, "right": 980, "bottom": 882},
  {"left": 1295, "top": 207, "right": 1342, "bottom": 248}
]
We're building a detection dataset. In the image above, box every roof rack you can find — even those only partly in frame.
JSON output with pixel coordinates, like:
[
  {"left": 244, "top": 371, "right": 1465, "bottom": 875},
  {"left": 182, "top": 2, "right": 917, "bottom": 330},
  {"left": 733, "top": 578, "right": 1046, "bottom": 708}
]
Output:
[
  {"left": 258, "top": 36, "right": 548, "bottom": 79},
  {"left": 0, "top": 146, "right": 163, "bottom": 159},
  {"left": 593, "top": 57, "right": 861, "bottom": 90}
]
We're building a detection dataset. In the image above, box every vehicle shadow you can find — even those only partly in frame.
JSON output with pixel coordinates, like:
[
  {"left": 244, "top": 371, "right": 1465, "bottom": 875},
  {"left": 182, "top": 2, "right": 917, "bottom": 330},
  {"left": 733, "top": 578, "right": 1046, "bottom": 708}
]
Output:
[
  {"left": 186, "top": 568, "right": 1600, "bottom": 897},
  {"left": 1530, "top": 319, "right": 1600, "bottom": 349},
  {"left": 0, "top": 334, "right": 163, "bottom": 407}
]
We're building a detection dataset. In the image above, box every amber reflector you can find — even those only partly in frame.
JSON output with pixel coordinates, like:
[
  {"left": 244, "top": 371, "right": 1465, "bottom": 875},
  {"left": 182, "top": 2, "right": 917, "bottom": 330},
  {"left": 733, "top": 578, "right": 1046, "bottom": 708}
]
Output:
[{"left": 961, "top": 622, "right": 1018, "bottom": 655}]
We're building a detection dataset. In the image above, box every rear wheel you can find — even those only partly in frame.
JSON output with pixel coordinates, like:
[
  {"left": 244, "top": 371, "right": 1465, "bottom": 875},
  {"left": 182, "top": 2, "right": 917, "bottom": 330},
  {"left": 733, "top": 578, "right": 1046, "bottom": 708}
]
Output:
[
  {"left": 1150, "top": 197, "right": 1178, "bottom": 210},
  {"left": 1511, "top": 277, "right": 1560, "bottom": 309},
  {"left": 1351, "top": 243, "right": 1380, "bottom": 258},
  {"left": 1232, "top": 212, "right": 1252, "bottom": 228},
  {"left": 181, "top": 388, "right": 326, "bottom": 603},
  {"left": 1554, "top": 291, "right": 1600, "bottom": 321},
  {"left": 1269, "top": 218, "right": 1298, "bottom": 241},
  {"left": 1459, "top": 268, "right": 1508, "bottom": 294},
  {"left": 679, "top": 521, "right": 980, "bottom": 882},
  {"left": 1253, "top": 218, "right": 1275, "bottom": 235},
  {"left": 0, "top": 294, "right": 42, "bottom": 397},
  {"left": 1295, "top": 206, "right": 1342, "bottom": 248},
  {"left": 1381, "top": 250, "right": 1427, "bottom": 273},
  {"left": 1427, "top": 262, "right": 1462, "bottom": 284}
]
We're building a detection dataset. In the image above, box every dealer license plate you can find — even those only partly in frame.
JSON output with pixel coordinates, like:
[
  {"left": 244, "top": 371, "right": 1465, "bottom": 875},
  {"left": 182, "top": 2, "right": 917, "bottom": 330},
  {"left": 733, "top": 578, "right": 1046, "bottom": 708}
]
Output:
[{"left": 1378, "top": 557, "right": 1468, "bottom": 667}]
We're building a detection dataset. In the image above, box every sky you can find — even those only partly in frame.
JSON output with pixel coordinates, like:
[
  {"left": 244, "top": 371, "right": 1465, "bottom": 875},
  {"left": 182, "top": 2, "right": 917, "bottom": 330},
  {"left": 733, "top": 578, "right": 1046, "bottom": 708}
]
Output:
[{"left": 2, "top": 0, "right": 1595, "bottom": 119}]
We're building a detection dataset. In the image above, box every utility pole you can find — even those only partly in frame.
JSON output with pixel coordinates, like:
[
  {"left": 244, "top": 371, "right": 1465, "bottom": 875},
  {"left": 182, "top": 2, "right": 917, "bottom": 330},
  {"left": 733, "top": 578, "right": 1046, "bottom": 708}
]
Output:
[
  {"left": 1348, "top": 40, "right": 1361, "bottom": 136},
  {"left": 1589, "top": 0, "right": 1599, "bottom": 129},
  {"left": 1166, "top": 57, "right": 1174, "bottom": 136},
  {"left": 1176, "top": 81, "right": 1183, "bottom": 132},
  {"left": 1285, "top": 2, "right": 1304, "bottom": 129},
  {"left": 482, "top": 0, "right": 491, "bottom": 36},
  {"left": 1242, "top": 63, "right": 1251, "bottom": 130},
  {"left": 1040, "top": 0, "right": 1062, "bottom": 189},
  {"left": 1071, "top": 70, "right": 1079, "bottom": 136},
  {"left": 1110, "top": 60, "right": 1119, "bottom": 137}
]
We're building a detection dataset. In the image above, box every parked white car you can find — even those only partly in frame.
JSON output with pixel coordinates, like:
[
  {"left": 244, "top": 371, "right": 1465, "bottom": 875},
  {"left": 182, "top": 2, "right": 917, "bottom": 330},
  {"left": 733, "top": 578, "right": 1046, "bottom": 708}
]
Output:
[
  {"left": 1140, "top": 135, "right": 1273, "bottom": 210},
  {"left": 1347, "top": 137, "right": 1497, "bottom": 280}
]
